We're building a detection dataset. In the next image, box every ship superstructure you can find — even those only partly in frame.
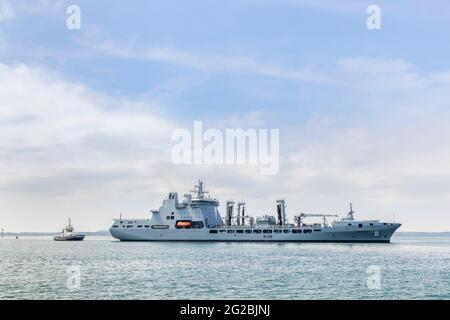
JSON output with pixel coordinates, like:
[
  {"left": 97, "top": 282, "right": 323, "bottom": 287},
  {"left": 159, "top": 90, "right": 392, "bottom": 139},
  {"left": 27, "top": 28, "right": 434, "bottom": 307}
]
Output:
[{"left": 110, "top": 180, "right": 400, "bottom": 242}]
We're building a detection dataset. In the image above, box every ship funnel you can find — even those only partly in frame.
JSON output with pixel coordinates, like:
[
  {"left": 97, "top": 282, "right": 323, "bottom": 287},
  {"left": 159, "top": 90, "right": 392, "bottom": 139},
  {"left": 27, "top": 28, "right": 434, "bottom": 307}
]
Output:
[
  {"left": 238, "top": 202, "right": 246, "bottom": 226},
  {"left": 276, "top": 200, "right": 286, "bottom": 226},
  {"left": 226, "top": 201, "right": 235, "bottom": 226}
]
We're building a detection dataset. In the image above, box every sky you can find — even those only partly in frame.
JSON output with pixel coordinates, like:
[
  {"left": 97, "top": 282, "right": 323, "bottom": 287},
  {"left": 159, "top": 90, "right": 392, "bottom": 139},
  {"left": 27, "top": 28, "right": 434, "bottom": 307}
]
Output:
[{"left": 1, "top": 0, "right": 450, "bottom": 232}]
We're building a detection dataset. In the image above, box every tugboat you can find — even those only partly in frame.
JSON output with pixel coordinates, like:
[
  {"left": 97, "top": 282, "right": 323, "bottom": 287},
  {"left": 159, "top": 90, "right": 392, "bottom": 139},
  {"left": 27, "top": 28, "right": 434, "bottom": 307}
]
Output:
[
  {"left": 54, "top": 219, "right": 85, "bottom": 241},
  {"left": 109, "top": 180, "right": 401, "bottom": 242}
]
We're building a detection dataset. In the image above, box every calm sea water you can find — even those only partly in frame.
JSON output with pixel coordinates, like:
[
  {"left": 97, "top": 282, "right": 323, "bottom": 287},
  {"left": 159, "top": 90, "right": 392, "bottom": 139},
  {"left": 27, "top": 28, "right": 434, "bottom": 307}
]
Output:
[{"left": 1, "top": 235, "right": 449, "bottom": 300}]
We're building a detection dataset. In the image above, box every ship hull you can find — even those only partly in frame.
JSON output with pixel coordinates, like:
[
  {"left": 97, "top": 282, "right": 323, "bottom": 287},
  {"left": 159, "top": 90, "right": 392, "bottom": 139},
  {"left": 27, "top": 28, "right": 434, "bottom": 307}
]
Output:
[
  {"left": 110, "top": 224, "right": 400, "bottom": 243},
  {"left": 53, "top": 234, "right": 85, "bottom": 241}
]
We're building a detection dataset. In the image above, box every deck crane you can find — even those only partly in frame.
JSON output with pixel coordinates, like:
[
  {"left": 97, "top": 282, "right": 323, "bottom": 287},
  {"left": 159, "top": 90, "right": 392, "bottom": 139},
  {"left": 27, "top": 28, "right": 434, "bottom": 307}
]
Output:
[{"left": 294, "top": 213, "right": 339, "bottom": 227}]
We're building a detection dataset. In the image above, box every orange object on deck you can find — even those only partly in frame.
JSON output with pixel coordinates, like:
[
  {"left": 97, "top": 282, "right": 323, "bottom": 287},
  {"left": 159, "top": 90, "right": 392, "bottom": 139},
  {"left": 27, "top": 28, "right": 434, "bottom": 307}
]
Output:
[{"left": 176, "top": 221, "right": 193, "bottom": 228}]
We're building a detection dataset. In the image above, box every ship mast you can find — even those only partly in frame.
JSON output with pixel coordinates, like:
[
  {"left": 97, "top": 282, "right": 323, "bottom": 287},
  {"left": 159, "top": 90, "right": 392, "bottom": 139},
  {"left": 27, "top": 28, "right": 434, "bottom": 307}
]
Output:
[
  {"left": 347, "top": 203, "right": 355, "bottom": 220},
  {"left": 191, "top": 179, "right": 209, "bottom": 199},
  {"left": 65, "top": 218, "right": 74, "bottom": 233}
]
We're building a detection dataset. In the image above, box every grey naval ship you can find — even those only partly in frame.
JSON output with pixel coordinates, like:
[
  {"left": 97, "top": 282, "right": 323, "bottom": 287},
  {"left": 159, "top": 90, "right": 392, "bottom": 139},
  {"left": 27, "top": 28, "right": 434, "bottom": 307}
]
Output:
[{"left": 110, "top": 180, "right": 401, "bottom": 242}]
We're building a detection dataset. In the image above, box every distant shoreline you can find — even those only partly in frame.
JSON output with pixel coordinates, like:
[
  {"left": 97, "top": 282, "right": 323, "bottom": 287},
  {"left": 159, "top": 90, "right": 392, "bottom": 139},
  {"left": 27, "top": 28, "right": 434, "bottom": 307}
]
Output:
[
  {"left": 2, "top": 231, "right": 111, "bottom": 237},
  {"left": 1, "top": 231, "right": 450, "bottom": 237}
]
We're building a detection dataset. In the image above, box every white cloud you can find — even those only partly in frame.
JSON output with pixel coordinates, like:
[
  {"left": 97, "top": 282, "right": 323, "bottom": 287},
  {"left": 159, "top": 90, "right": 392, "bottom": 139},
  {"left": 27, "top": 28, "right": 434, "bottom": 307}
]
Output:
[
  {"left": 243, "top": 0, "right": 366, "bottom": 14},
  {"left": 5, "top": 0, "right": 67, "bottom": 17},
  {"left": 275, "top": 58, "right": 450, "bottom": 231},
  {"left": 0, "top": 63, "right": 180, "bottom": 231},
  {"left": 92, "top": 40, "right": 331, "bottom": 83},
  {"left": 0, "top": 0, "right": 15, "bottom": 22},
  {"left": 2, "top": 57, "right": 450, "bottom": 232},
  {"left": 243, "top": 0, "right": 450, "bottom": 18}
]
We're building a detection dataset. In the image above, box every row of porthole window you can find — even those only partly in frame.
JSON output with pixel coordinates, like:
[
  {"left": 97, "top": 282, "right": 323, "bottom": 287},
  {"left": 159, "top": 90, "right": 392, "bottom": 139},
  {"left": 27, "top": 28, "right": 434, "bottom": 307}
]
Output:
[
  {"left": 112, "top": 225, "right": 151, "bottom": 228},
  {"left": 348, "top": 223, "right": 375, "bottom": 227},
  {"left": 209, "top": 229, "right": 321, "bottom": 234}
]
